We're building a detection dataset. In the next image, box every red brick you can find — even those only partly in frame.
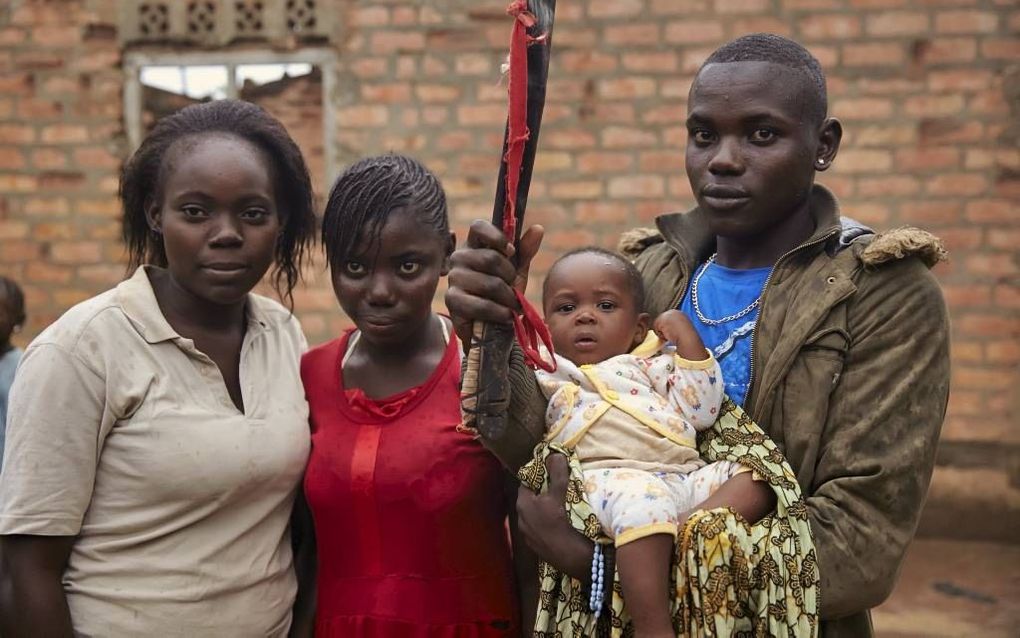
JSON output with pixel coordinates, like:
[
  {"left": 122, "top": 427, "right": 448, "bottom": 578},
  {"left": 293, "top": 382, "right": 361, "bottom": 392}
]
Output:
[
  {"left": 597, "top": 77, "right": 656, "bottom": 99},
  {"left": 0, "top": 27, "right": 26, "bottom": 45},
  {"left": 714, "top": 0, "right": 771, "bottom": 14},
  {"left": 964, "top": 149, "right": 1018, "bottom": 171},
  {"left": 370, "top": 31, "right": 425, "bottom": 54},
  {"left": 928, "top": 69, "right": 995, "bottom": 93},
  {"left": 360, "top": 83, "right": 410, "bottom": 103},
  {"left": 533, "top": 152, "right": 573, "bottom": 173},
  {"left": 456, "top": 104, "right": 505, "bottom": 126},
  {"left": 550, "top": 180, "right": 603, "bottom": 199},
  {"left": 415, "top": 84, "right": 461, "bottom": 103},
  {"left": 545, "top": 229, "right": 599, "bottom": 251},
  {"left": 353, "top": 6, "right": 389, "bottom": 27},
  {"left": 391, "top": 6, "right": 417, "bottom": 26},
  {"left": 31, "top": 24, "right": 79, "bottom": 47},
  {"left": 849, "top": 201, "right": 892, "bottom": 225},
  {"left": 865, "top": 12, "right": 930, "bottom": 37},
  {"left": 608, "top": 175, "right": 665, "bottom": 199},
  {"left": 994, "top": 284, "right": 1020, "bottom": 309},
  {"left": 40, "top": 124, "right": 88, "bottom": 144},
  {"left": 639, "top": 151, "right": 685, "bottom": 172},
  {"left": 559, "top": 51, "right": 618, "bottom": 73},
  {"left": 16, "top": 98, "right": 63, "bottom": 119},
  {"left": 965, "top": 200, "right": 1015, "bottom": 224},
  {"left": 23, "top": 196, "right": 70, "bottom": 217},
  {"left": 0, "top": 147, "right": 26, "bottom": 170},
  {"left": 937, "top": 226, "right": 984, "bottom": 251},
  {"left": 935, "top": 10, "right": 1000, "bottom": 34},
  {"left": 639, "top": 104, "right": 680, "bottom": 125},
  {"left": 799, "top": 14, "right": 862, "bottom": 39},
  {"left": 418, "top": 55, "right": 447, "bottom": 78},
  {"left": 621, "top": 52, "right": 678, "bottom": 74},
  {"left": 904, "top": 94, "right": 965, "bottom": 118},
  {"left": 958, "top": 314, "right": 1020, "bottom": 336},
  {"left": 584, "top": 103, "right": 638, "bottom": 124},
  {"left": 338, "top": 105, "right": 389, "bottom": 127},
  {"left": 987, "top": 228, "right": 1020, "bottom": 251},
  {"left": 576, "top": 152, "right": 634, "bottom": 174},
  {"left": 73, "top": 147, "right": 120, "bottom": 170},
  {"left": 964, "top": 254, "right": 1018, "bottom": 277},
  {"left": 987, "top": 339, "right": 1020, "bottom": 364},
  {"left": 832, "top": 98, "right": 894, "bottom": 120},
  {"left": 926, "top": 173, "right": 989, "bottom": 197},
  {"left": 857, "top": 175, "right": 921, "bottom": 197},
  {"left": 852, "top": 125, "right": 917, "bottom": 147},
  {"left": 0, "top": 124, "right": 35, "bottom": 144},
  {"left": 833, "top": 149, "right": 893, "bottom": 174},
  {"left": 24, "top": 262, "right": 73, "bottom": 285},
  {"left": 602, "top": 126, "right": 658, "bottom": 149},
  {"left": 951, "top": 367, "right": 1011, "bottom": 390},
  {"left": 75, "top": 198, "right": 119, "bottom": 218},
  {"left": 576, "top": 202, "right": 633, "bottom": 225},
  {"left": 899, "top": 201, "right": 964, "bottom": 224},
  {"left": 350, "top": 58, "right": 388, "bottom": 79},
  {"left": 0, "top": 175, "right": 37, "bottom": 192},
  {"left": 454, "top": 54, "right": 492, "bottom": 76},
  {"left": 730, "top": 17, "right": 795, "bottom": 37},
  {"left": 981, "top": 38, "right": 1020, "bottom": 60},
  {"left": 38, "top": 171, "right": 86, "bottom": 190},
  {"left": 843, "top": 42, "right": 906, "bottom": 66},
  {"left": 919, "top": 37, "right": 978, "bottom": 64},
  {"left": 664, "top": 20, "right": 725, "bottom": 44},
  {"left": 942, "top": 284, "right": 992, "bottom": 307},
  {"left": 588, "top": 0, "right": 645, "bottom": 17},
  {"left": 604, "top": 24, "right": 660, "bottom": 46},
  {"left": 49, "top": 241, "right": 102, "bottom": 264},
  {"left": 554, "top": 27, "right": 598, "bottom": 48},
  {"left": 650, "top": 0, "right": 712, "bottom": 14},
  {"left": 894, "top": 147, "right": 961, "bottom": 171},
  {"left": 0, "top": 221, "right": 29, "bottom": 240},
  {"left": 0, "top": 240, "right": 41, "bottom": 263},
  {"left": 919, "top": 118, "right": 984, "bottom": 145}
]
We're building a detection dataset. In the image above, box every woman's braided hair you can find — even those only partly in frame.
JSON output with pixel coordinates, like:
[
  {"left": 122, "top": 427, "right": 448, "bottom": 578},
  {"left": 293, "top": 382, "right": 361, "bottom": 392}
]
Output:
[
  {"left": 321, "top": 154, "right": 448, "bottom": 271},
  {"left": 120, "top": 99, "right": 316, "bottom": 309}
]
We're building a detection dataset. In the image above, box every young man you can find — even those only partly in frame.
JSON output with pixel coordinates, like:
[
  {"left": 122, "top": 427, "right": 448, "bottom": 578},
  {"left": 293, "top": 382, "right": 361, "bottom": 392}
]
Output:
[{"left": 446, "top": 34, "right": 950, "bottom": 636}]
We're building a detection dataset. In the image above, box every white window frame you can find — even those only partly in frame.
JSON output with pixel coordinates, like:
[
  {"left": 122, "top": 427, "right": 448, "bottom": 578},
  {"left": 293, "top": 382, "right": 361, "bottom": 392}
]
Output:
[{"left": 123, "top": 48, "right": 337, "bottom": 187}]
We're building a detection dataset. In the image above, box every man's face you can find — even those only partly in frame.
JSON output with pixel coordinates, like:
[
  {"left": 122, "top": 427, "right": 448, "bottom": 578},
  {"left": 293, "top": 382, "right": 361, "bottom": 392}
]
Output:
[{"left": 685, "top": 61, "right": 824, "bottom": 240}]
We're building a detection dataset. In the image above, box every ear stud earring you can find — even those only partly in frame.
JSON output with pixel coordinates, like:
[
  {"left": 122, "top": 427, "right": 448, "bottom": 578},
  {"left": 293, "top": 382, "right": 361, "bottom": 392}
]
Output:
[{"left": 817, "top": 158, "right": 825, "bottom": 165}]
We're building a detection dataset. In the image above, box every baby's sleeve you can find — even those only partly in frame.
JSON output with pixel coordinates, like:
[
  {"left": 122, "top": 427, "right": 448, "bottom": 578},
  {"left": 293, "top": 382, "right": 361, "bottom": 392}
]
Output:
[{"left": 648, "top": 350, "right": 724, "bottom": 431}]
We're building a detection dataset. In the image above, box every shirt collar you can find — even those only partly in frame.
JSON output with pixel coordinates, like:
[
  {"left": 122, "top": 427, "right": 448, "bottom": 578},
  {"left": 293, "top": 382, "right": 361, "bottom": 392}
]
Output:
[{"left": 117, "top": 266, "right": 271, "bottom": 345}]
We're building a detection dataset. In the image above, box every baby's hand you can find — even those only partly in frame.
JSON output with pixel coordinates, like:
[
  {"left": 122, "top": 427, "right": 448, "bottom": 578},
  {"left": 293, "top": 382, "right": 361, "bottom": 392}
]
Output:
[
  {"left": 653, "top": 309, "right": 696, "bottom": 344},
  {"left": 654, "top": 310, "right": 708, "bottom": 361}
]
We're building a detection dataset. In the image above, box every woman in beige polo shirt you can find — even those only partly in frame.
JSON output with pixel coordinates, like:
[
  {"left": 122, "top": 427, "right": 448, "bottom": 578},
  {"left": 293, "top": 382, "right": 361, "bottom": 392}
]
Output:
[{"left": 0, "top": 100, "right": 316, "bottom": 636}]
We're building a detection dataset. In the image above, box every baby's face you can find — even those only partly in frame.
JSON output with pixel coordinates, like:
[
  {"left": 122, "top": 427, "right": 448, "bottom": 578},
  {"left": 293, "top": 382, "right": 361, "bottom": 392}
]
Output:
[{"left": 542, "top": 253, "right": 646, "bottom": 366}]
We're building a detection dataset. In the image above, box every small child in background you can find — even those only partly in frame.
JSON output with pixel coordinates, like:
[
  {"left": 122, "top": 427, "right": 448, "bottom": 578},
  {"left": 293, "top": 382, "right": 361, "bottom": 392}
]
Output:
[
  {"left": 0, "top": 275, "right": 26, "bottom": 464},
  {"left": 537, "top": 247, "right": 774, "bottom": 638}
]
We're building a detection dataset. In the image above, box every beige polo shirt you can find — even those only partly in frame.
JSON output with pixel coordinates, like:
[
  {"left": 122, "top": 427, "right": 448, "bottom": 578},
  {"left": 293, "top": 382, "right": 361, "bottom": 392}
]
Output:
[{"left": 0, "top": 266, "right": 310, "bottom": 637}]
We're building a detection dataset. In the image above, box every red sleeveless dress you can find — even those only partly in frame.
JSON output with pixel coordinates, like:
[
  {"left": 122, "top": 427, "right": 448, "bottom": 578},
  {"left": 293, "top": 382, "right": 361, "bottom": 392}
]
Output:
[{"left": 301, "top": 328, "right": 519, "bottom": 637}]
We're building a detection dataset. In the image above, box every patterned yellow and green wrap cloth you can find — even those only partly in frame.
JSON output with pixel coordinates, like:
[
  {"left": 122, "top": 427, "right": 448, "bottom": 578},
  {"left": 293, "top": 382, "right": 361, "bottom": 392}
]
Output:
[{"left": 516, "top": 398, "right": 819, "bottom": 637}]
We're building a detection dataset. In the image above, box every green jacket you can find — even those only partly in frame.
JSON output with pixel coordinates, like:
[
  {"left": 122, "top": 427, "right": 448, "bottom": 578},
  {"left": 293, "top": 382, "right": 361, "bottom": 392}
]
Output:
[{"left": 486, "top": 185, "right": 951, "bottom": 637}]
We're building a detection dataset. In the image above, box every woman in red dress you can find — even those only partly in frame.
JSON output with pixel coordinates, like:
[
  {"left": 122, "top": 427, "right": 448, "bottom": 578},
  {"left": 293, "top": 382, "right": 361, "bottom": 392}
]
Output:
[{"left": 297, "top": 155, "right": 526, "bottom": 637}]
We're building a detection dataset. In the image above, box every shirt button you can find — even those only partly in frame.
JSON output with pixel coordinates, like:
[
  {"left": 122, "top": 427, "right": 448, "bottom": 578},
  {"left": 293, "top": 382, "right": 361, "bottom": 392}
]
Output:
[{"left": 606, "top": 390, "right": 619, "bottom": 400}]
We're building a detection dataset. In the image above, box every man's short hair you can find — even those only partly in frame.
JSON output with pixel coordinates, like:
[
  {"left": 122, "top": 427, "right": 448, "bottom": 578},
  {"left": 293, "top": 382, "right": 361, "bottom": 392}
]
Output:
[{"left": 703, "top": 33, "right": 828, "bottom": 125}]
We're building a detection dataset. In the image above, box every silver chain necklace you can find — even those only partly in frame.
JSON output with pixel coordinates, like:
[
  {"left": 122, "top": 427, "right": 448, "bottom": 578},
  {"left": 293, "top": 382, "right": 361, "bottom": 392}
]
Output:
[{"left": 690, "top": 254, "right": 763, "bottom": 326}]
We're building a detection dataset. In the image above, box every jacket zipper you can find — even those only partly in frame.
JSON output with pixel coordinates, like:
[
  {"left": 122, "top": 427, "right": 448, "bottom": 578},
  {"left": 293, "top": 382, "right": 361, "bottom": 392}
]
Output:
[{"left": 745, "top": 230, "right": 840, "bottom": 416}]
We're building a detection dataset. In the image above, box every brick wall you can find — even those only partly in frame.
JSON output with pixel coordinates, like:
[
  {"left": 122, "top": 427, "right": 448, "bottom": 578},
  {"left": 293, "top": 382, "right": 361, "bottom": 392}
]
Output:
[{"left": 0, "top": 0, "right": 1017, "bottom": 540}]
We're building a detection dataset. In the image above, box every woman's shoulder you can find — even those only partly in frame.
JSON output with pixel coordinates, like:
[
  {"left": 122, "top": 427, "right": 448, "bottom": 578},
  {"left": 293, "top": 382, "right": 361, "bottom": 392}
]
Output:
[{"left": 29, "top": 287, "right": 124, "bottom": 353}]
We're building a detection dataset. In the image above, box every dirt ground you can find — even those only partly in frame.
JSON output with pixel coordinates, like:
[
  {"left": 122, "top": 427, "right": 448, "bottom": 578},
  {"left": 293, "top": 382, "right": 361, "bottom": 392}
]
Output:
[{"left": 871, "top": 538, "right": 1020, "bottom": 637}]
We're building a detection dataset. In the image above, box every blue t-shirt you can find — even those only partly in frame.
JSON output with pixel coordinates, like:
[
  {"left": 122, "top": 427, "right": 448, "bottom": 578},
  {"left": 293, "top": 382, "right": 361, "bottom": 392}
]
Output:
[
  {"left": 679, "top": 262, "right": 770, "bottom": 406},
  {"left": 0, "top": 346, "right": 23, "bottom": 468}
]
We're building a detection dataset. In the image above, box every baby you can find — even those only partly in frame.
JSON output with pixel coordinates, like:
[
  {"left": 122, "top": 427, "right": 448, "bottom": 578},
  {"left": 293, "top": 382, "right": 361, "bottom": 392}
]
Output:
[{"left": 537, "top": 247, "right": 773, "bottom": 637}]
